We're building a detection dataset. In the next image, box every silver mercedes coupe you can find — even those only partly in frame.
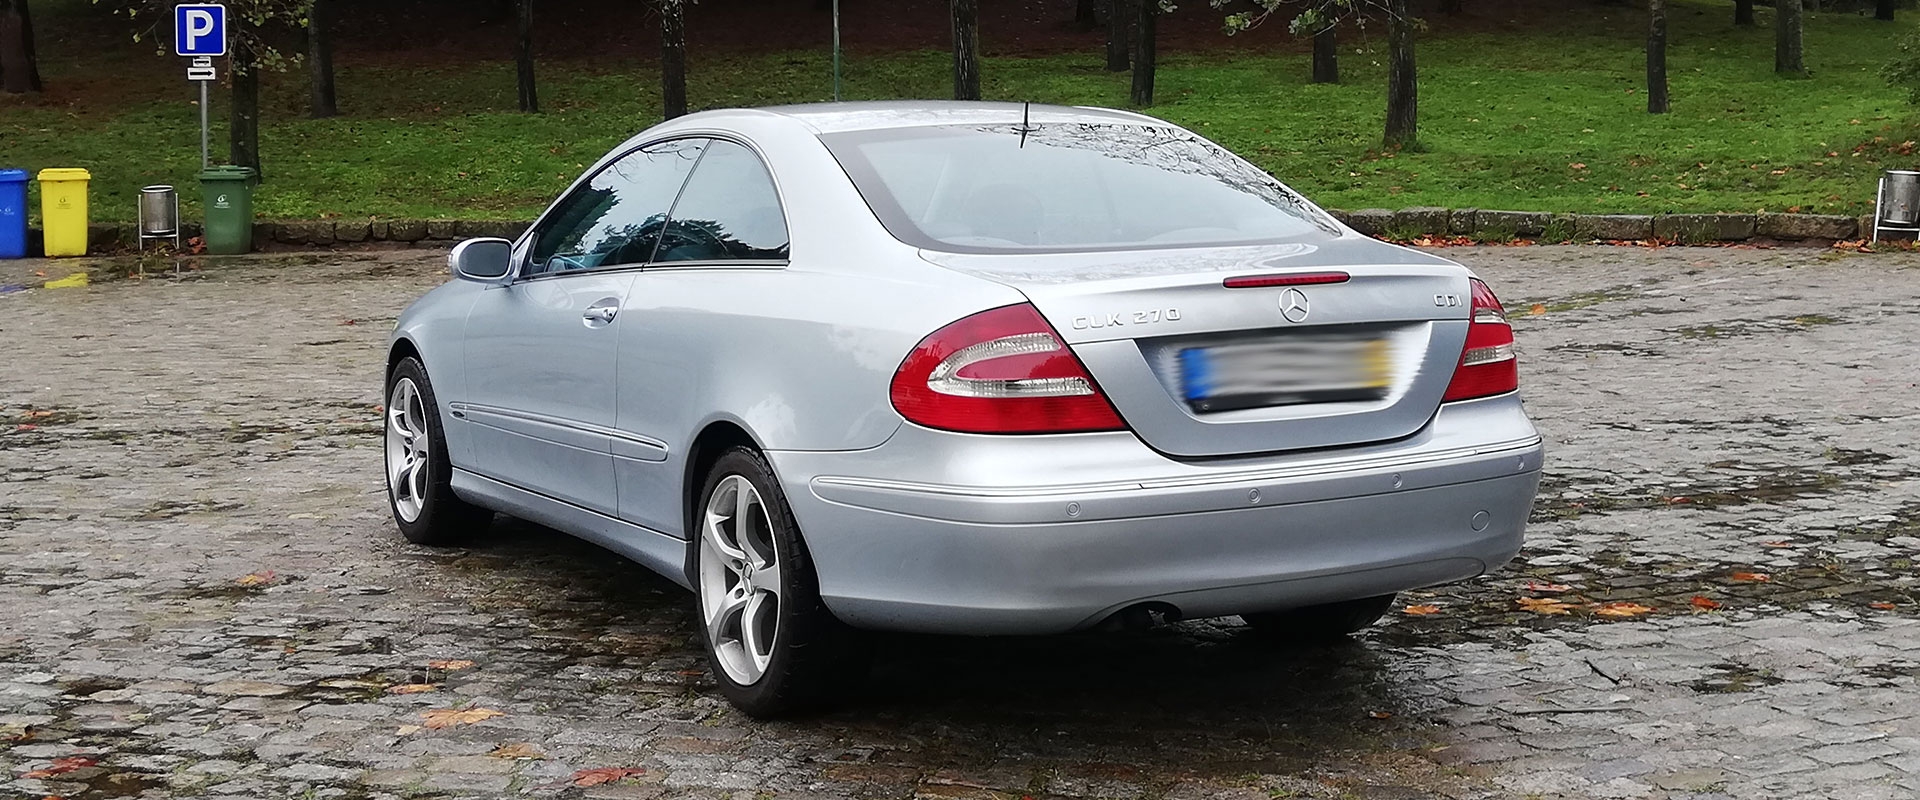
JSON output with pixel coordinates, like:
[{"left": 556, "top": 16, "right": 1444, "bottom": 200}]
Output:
[{"left": 384, "top": 101, "right": 1543, "bottom": 717}]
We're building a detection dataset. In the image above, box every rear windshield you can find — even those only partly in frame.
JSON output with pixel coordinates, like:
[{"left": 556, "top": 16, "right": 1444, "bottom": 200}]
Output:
[{"left": 821, "top": 123, "right": 1340, "bottom": 254}]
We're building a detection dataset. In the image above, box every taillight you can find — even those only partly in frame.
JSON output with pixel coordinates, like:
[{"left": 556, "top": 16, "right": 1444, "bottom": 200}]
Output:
[
  {"left": 1442, "top": 278, "right": 1519, "bottom": 402},
  {"left": 890, "top": 304, "right": 1126, "bottom": 434}
]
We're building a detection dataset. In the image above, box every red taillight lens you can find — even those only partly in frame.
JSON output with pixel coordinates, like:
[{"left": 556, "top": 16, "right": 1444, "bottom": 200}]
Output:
[
  {"left": 1442, "top": 279, "right": 1519, "bottom": 402},
  {"left": 890, "top": 304, "right": 1126, "bottom": 434}
]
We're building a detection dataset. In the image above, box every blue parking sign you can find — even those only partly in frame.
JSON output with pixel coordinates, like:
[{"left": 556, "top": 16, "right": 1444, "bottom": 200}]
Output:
[{"left": 174, "top": 4, "right": 227, "bottom": 57}]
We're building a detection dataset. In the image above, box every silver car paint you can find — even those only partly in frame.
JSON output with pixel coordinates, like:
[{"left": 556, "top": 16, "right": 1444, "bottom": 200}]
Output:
[{"left": 388, "top": 101, "right": 1542, "bottom": 633}]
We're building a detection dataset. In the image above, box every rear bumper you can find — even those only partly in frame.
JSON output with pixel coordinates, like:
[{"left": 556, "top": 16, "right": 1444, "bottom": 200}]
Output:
[{"left": 768, "top": 394, "right": 1543, "bottom": 635}]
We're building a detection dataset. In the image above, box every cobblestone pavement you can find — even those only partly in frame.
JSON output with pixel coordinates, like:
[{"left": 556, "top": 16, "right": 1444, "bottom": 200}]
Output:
[{"left": 3, "top": 245, "right": 1919, "bottom": 800}]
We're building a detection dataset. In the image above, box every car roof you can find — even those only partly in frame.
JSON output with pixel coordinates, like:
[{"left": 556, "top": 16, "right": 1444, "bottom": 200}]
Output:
[{"left": 679, "top": 101, "right": 1175, "bottom": 135}]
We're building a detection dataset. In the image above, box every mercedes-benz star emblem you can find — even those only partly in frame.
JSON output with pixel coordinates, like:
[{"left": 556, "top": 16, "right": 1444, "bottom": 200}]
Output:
[{"left": 1279, "top": 288, "right": 1311, "bottom": 323}]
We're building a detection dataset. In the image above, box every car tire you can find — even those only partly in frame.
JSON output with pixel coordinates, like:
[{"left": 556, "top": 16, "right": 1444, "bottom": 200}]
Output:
[
  {"left": 693, "top": 447, "right": 866, "bottom": 718},
  {"left": 1240, "top": 593, "right": 1398, "bottom": 641},
  {"left": 384, "top": 357, "right": 492, "bottom": 545}
]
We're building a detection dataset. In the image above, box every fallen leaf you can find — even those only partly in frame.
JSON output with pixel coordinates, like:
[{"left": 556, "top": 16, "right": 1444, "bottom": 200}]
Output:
[
  {"left": 234, "top": 570, "right": 277, "bottom": 586},
  {"left": 1762, "top": 541, "right": 1796, "bottom": 548},
  {"left": 21, "top": 755, "right": 96, "bottom": 779},
  {"left": 1667, "top": 496, "right": 1693, "bottom": 504},
  {"left": 1524, "top": 581, "right": 1572, "bottom": 594},
  {"left": 1594, "top": 602, "right": 1655, "bottom": 618},
  {"left": 1870, "top": 601, "right": 1898, "bottom": 611},
  {"left": 420, "top": 707, "right": 504, "bottom": 729},
  {"left": 1690, "top": 595, "right": 1722, "bottom": 610},
  {"left": 570, "top": 767, "right": 647, "bottom": 787},
  {"left": 23, "top": 410, "right": 55, "bottom": 419},
  {"left": 426, "top": 659, "right": 475, "bottom": 671},
  {"left": 1402, "top": 604, "right": 1442, "bottom": 616},
  {"left": 395, "top": 724, "right": 423, "bottom": 736},
  {"left": 1368, "top": 710, "right": 1393, "bottom": 719},
  {"left": 1570, "top": 162, "right": 1588, "bottom": 170},
  {"left": 386, "top": 683, "right": 438, "bottom": 695},
  {"left": 1730, "top": 572, "right": 1771, "bottom": 583},
  {"left": 489, "top": 743, "right": 546, "bottom": 760},
  {"left": 1516, "top": 596, "right": 1575, "bottom": 615},
  {"left": 14, "top": 424, "right": 36, "bottom": 432},
  {"left": 1528, "top": 303, "right": 1547, "bottom": 316}
]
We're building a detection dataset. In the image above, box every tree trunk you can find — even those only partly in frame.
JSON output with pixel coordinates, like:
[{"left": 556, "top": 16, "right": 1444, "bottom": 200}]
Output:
[
  {"left": 516, "top": 0, "right": 538, "bottom": 112},
  {"left": 660, "top": 0, "right": 687, "bottom": 119},
  {"left": 1876, "top": 0, "right": 1894, "bottom": 21},
  {"left": 1130, "top": 0, "right": 1156, "bottom": 106},
  {"left": 952, "top": 0, "right": 980, "bottom": 101},
  {"left": 1384, "top": 0, "right": 1417, "bottom": 149},
  {"left": 1105, "top": 0, "right": 1129, "bottom": 71},
  {"left": 1734, "top": 0, "right": 1753, "bottom": 26},
  {"left": 1647, "top": 0, "right": 1668, "bottom": 114},
  {"left": 307, "top": 0, "right": 338, "bottom": 118},
  {"left": 231, "top": 44, "right": 262, "bottom": 180},
  {"left": 1311, "top": 21, "right": 1338, "bottom": 84},
  {"left": 1776, "top": 0, "right": 1804, "bottom": 75},
  {"left": 0, "top": 0, "right": 44, "bottom": 93},
  {"left": 1074, "top": 0, "right": 1098, "bottom": 30}
]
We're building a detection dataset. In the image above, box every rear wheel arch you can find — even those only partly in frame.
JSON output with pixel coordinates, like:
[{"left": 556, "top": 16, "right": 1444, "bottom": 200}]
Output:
[{"left": 681, "top": 420, "right": 768, "bottom": 583}]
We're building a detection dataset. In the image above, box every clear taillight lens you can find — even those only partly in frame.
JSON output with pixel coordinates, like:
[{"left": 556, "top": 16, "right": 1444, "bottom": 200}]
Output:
[
  {"left": 890, "top": 304, "right": 1126, "bottom": 434},
  {"left": 1442, "top": 278, "right": 1520, "bottom": 402}
]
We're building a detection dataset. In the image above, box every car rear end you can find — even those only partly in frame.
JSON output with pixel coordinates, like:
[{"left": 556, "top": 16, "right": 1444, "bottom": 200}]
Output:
[{"left": 766, "top": 106, "right": 1542, "bottom": 635}]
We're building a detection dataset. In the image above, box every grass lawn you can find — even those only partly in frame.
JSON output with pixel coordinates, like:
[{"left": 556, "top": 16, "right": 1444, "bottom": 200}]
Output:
[{"left": 3, "top": 0, "right": 1918, "bottom": 222}]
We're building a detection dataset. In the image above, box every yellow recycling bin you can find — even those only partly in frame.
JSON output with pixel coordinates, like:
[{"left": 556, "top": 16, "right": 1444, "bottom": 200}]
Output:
[{"left": 37, "top": 168, "right": 91, "bottom": 257}]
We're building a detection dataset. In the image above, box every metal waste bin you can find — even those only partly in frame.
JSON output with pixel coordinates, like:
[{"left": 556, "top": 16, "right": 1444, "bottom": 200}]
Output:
[
  {"left": 37, "top": 167, "right": 91, "bottom": 257},
  {"left": 0, "top": 169, "right": 26, "bottom": 259},
  {"left": 199, "top": 166, "right": 255, "bottom": 255},
  {"left": 139, "top": 185, "right": 181, "bottom": 250}
]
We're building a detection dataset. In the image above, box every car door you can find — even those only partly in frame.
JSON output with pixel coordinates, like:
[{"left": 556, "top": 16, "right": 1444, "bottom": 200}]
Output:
[
  {"left": 460, "top": 138, "right": 708, "bottom": 514},
  {"left": 614, "top": 138, "right": 793, "bottom": 535}
]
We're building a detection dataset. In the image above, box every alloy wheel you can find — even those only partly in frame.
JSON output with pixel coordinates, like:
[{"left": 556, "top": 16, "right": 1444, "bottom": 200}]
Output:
[
  {"left": 699, "top": 474, "right": 782, "bottom": 685},
  {"left": 384, "top": 378, "right": 430, "bottom": 523}
]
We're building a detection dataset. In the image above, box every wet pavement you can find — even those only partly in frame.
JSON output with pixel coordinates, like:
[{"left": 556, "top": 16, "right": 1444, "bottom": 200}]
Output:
[{"left": 2, "top": 245, "right": 1918, "bottom": 800}]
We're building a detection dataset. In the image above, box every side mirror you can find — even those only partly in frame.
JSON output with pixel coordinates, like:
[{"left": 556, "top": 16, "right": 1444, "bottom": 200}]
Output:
[{"left": 449, "top": 238, "right": 514, "bottom": 284}]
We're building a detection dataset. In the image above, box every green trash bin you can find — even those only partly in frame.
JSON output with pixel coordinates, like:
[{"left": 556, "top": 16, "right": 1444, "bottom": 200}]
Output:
[{"left": 199, "top": 166, "right": 255, "bottom": 254}]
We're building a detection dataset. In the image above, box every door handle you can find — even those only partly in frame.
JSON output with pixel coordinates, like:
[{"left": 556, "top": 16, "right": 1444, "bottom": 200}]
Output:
[{"left": 583, "top": 306, "right": 618, "bottom": 323}]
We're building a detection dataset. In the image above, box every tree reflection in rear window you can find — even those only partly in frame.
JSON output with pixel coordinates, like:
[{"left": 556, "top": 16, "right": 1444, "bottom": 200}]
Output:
[{"left": 821, "top": 123, "right": 1342, "bottom": 254}]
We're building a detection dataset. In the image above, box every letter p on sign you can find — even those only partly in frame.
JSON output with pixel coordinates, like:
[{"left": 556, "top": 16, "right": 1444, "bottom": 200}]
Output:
[{"left": 175, "top": 4, "right": 228, "bottom": 57}]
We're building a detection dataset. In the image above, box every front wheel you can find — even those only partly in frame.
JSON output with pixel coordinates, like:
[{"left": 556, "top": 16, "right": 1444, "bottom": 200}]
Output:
[
  {"left": 693, "top": 447, "right": 865, "bottom": 718},
  {"left": 385, "top": 357, "right": 491, "bottom": 544},
  {"left": 1240, "top": 593, "right": 1398, "bottom": 642}
]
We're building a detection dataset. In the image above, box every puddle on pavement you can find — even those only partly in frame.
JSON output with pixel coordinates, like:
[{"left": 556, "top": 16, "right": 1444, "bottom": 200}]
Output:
[
  {"left": 1688, "top": 662, "right": 1786, "bottom": 694},
  {"left": 1669, "top": 313, "right": 1843, "bottom": 340}
]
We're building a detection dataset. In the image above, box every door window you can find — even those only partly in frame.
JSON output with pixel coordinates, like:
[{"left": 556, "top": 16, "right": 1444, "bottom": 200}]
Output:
[
  {"left": 653, "top": 140, "right": 791, "bottom": 263},
  {"left": 526, "top": 138, "right": 708, "bottom": 274}
]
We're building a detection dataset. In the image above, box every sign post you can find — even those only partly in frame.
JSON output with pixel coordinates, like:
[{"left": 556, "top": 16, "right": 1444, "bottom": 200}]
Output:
[{"left": 174, "top": 4, "right": 228, "bottom": 170}]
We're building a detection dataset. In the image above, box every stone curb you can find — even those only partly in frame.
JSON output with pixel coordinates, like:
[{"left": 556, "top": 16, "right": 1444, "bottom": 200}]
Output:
[
  {"left": 18, "top": 210, "right": 1877, "bottom": 256},
  {"left": 1327, "top": 209, "right": 1871, "bottom": 245}
]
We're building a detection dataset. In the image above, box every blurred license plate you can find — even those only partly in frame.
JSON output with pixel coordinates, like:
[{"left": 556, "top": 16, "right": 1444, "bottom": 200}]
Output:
[{"left": 1179, "top": 333, "right": 1391, "bottom": 413}]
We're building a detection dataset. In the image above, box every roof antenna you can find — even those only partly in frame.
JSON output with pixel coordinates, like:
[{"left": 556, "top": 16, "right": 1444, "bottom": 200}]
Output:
[{"left": 1017, "top": 100, "right": 1035, "bottom": 148}]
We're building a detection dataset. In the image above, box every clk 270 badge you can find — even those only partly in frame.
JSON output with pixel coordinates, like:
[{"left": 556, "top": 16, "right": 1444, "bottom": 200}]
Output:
[{"left": 1072, "top": 308, "right": 1182, "bottom": 330}]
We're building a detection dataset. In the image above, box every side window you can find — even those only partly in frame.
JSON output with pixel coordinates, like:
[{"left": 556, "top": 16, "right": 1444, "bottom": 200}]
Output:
[
  {"left": 526, "top": 138, "right": 707, "bottom": 274},
  {"left": 653, "top": 141, "right": 791, "bottom": 263}
]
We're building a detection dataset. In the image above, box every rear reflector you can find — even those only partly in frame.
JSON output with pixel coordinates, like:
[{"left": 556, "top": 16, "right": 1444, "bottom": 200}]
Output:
[
  {"left": 1223, "top": 271, "right": 1351, "bottom": 289},
  {"left": 890, "top": 304, "right": 1126, "bottom": 434},
  {"left": 1442, "top": 278, "right": 1520, "bottom": 402}
]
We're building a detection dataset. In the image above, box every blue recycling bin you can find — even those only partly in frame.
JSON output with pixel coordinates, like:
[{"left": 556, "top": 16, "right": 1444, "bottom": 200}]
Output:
[{"left": 0, "top": 169, "right": 27, "bottom": 259}]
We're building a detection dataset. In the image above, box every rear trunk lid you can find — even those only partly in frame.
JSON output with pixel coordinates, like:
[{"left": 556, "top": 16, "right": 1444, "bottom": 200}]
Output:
[{"left": 919, "top": 239, "right": 1474, "bottom": 458}]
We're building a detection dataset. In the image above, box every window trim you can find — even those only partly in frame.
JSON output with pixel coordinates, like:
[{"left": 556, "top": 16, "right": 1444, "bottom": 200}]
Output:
[{"left": 509, "top": 131, "right": 793, "bottom": 285}]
